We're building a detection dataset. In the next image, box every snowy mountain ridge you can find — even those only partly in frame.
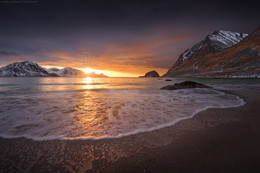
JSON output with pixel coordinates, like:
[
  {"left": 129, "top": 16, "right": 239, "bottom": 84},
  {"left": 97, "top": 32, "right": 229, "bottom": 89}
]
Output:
[{"left": 181, "top": 30, "right": 248, "bottom": 61}]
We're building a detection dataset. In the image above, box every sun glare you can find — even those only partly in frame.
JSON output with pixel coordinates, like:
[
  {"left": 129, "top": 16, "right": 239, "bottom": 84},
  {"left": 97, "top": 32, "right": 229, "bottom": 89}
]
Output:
[
  {"left": 82, "top": 67, "right": 102, "bottom": 74},
  {"left": 83, "top": 68, "right": 93, "bottom": 73}
]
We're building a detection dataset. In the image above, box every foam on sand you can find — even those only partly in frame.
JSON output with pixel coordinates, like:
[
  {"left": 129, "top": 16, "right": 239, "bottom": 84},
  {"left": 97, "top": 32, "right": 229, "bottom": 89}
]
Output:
[{"left": 0, "top": 88, "right": 245, "bottom": 141}]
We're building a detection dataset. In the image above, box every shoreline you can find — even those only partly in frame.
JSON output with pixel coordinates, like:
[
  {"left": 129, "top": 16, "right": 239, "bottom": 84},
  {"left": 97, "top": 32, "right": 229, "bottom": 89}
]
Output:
[
  {"left": 0, "top": 88, "right": 246, "bottom": 142},
  {"left": 0, "top": 89, "right": 260, "bottom": 172}
]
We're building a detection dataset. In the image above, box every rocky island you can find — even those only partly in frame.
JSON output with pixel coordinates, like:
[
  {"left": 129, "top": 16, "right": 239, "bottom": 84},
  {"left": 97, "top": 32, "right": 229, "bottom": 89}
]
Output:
[{"left": 140, "top": 70, "right": 160, "bottom": 77}]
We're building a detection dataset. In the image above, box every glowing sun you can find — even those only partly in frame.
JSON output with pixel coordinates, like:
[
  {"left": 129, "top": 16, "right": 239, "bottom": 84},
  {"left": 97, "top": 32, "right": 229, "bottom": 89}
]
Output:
[{"left": 82, "top": 67, "right": 102, "bottom": 74}]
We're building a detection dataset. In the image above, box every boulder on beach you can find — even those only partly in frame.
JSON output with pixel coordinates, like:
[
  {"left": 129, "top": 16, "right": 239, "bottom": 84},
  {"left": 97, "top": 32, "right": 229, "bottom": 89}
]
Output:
[{"left": 161, "top": 81, "right": 212, "bottom": 90}]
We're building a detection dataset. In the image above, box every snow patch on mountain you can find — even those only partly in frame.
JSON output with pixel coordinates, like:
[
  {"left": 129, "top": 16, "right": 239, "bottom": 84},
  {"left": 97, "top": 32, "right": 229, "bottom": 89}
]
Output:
[
  {"left": 208, "top": 30, "right": 248, "bottom": 50},
  {"left": 181, "top": 30, "right": 248, "bottom": 61},
  {"left": 182, "top": 43, "right": 204, "bottom": 60}
]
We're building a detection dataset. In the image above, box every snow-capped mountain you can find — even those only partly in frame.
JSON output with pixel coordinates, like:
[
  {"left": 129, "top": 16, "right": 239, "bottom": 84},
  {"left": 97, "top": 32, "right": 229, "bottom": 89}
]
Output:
[
  {"left": 0, "top": 61, "right": 108, "bottom": 77},
  {"left": 180, "top": 30, "right": 248, "bottom": 62},
  {"left": 0, "top": 61, "right": 49, "bottom": 77},
  {"left": 46, "top": 67, "right": 85, "bottom": 77},
  {"left": 164, "top": 27, "right": 260, "bottom": 78}
]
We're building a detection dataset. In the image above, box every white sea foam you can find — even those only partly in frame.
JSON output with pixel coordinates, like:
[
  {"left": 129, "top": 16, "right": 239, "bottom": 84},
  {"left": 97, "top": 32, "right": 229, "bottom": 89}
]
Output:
[{"left": 0, "top": 88, "right": 245, "bottom": 141}]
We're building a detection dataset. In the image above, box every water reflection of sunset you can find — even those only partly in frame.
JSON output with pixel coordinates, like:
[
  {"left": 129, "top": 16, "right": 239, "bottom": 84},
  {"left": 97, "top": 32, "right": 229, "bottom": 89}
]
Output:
[
  {"left": 84, "top": 77, "right": 92, "bottom": 84},
  {"left": 83, "top": 77, "right": 93, "bottom": 89}
]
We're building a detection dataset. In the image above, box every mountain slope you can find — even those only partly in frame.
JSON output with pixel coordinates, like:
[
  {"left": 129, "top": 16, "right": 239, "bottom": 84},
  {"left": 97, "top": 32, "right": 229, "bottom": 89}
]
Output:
[
  {"left": 0, "top": 61, "right": 49, "bottom": 77},
  {"left": 164, "top": 28, "right": 260, "bottom": 78}
]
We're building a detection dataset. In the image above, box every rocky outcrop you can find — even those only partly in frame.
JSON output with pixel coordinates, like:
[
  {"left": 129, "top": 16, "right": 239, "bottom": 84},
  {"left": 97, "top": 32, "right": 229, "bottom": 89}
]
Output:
[
  {"left": 161, "top": 81, "right": 211, "bottom": 90},
  {"left": 142, "top": 70, "right": 160, "bottom": 77},
  {"left": 163, "top": 27, "right": 260, "bottom": 78}
]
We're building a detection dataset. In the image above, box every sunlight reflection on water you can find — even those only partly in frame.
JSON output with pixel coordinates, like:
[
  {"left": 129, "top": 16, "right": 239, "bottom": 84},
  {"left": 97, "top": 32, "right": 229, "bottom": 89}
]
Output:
[{"left": 0, "top": 77, "right": 256, "bottom": 140}]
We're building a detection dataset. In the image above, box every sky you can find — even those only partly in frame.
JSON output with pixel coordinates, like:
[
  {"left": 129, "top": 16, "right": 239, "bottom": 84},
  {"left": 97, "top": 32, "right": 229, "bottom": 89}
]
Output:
[{"left": 0, "top": 0, "right": 260, "bottom": 77}]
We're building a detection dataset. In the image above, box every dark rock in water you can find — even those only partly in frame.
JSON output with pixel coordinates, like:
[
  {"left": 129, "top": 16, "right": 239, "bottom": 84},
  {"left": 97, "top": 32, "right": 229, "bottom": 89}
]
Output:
[
  {"left": 143, "top": 70, "right": 160, "bottom": 77},
  {"left": 161, "top": 81, "right": 211, "bottom": 90},
  {"left": 165, "top": 79, "right": 172, "bottom": 81}
]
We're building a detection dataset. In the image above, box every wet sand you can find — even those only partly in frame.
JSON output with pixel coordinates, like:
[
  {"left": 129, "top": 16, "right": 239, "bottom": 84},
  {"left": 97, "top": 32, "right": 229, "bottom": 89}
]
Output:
[{"left": 0, "top": 89, "right": 260, "bottom": 173}]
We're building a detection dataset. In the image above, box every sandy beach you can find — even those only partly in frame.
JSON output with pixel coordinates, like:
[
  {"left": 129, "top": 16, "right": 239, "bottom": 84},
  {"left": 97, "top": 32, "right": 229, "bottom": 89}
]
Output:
[{"left": 0, "top": 89, "right": 260, "bottom": 173}]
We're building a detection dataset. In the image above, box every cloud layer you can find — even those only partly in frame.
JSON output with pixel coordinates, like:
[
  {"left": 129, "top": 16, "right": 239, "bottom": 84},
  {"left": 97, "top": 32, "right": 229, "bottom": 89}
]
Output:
[{"left": 0, "top": 0, "right": 259, "bottom": 76}]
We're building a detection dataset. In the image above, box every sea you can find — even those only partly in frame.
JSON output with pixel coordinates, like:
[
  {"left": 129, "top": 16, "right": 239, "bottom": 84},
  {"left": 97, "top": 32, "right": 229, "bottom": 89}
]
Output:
[{"left": 0, "top": 77, "right": 259, "bottom": 141}]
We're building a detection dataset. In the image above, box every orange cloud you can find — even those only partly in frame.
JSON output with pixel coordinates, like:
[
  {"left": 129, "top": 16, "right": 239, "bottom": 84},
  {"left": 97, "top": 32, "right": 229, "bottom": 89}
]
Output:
[{"left": 38, "top": 32, "right": 188, "bottom": 77}]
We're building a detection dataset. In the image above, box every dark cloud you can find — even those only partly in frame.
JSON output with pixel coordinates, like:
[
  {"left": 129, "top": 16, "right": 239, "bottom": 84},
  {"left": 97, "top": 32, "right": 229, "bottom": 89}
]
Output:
[
  {"left": 0, "top": 0, "right": 259, "bottom": 75},
  {"left": 0, "top": 50, "right": 21, "bottom": 57}
]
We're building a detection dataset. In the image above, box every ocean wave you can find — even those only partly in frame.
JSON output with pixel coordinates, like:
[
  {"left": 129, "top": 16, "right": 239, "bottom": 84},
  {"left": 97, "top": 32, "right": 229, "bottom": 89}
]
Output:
[{"left": 0, "top": 88, "right": 245, "bottom": 141}]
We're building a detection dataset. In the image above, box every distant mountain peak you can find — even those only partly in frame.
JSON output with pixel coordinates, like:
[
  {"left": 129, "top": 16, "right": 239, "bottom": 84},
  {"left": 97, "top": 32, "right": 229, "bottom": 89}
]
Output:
[
  {"left": 0, "top": 61, "right": 49, "bottom": 77},
  {"left": 47, "top": 66, "right": 84, "bottom": 77},
  {"left": 0, "top": 61, "right": 108, "bottom": 77}
]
